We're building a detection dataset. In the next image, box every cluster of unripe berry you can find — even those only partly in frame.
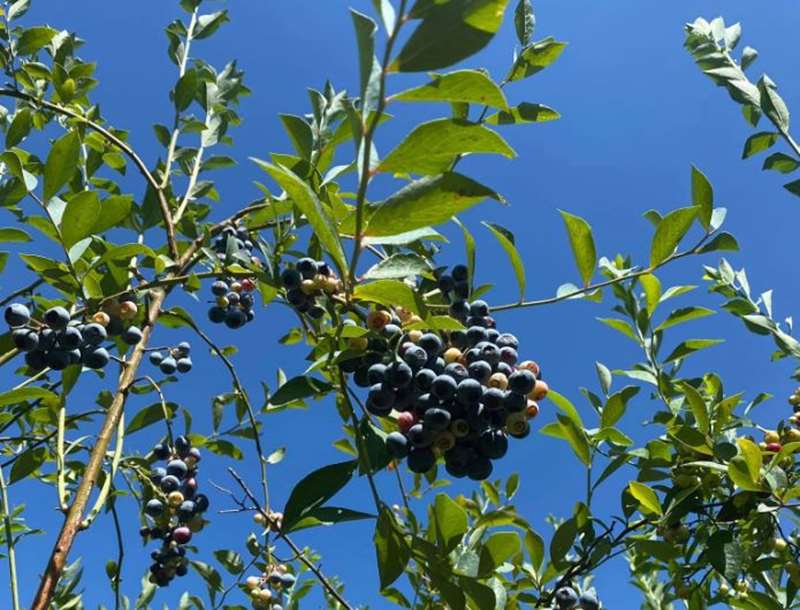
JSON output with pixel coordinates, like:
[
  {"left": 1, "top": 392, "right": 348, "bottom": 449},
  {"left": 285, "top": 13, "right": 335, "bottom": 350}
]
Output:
[
  {"left": 211, "top": 223, "right": 261, "bottom": 267},
  {"left": 344, "top": 273, "right": 546, "bottom": 480},
  {"left": 554, "top": 586, "right": 600, "bottom": 610},
  {"left": 141, "top": 435, "right": 209, "bottom": 587},
  {"left": 244, "top": 562, "right": 296, "bottom": 610},
  {"left": 280, "top": 258, "right": 343, "bottom": 320},
  {"left": 5, "top": 296, "right": 143, "bottom": 372},
  {"left": 148, "top": 342, "right": 193, "bottom": 375},
  {"left": 207, "top": 277, "right": 257, "bottom": 329}
]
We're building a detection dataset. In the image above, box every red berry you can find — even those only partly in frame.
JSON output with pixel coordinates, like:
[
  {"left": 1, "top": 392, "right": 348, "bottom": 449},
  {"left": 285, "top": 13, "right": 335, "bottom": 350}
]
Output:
[
  {"left": 172, "top": 526, "right": 192, "bottom": 544},
  {"left": 241, "top": 278, "right": 256, "bottom": 292},
  {"left": 766, "top": 442, "right": 782, "bottom": 453},
  {"left": 397, "top": 411, "right": 416, "bottom": 433}
]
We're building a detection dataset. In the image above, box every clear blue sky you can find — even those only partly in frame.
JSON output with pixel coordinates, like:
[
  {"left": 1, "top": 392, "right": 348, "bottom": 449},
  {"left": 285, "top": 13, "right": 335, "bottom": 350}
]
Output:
[{"left": 2, "top": 1, "right": 800, "bottom": 608}]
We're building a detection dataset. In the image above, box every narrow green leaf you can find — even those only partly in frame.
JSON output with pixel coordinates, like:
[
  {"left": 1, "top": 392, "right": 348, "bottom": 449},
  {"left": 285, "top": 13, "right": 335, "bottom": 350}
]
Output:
[
  {"left": 639, "top": 273, "right": 661, "bottom": 317},
  {"left": 506, "top": 37, "right": 567, "bottom": 82},
  {"left": 126, "top": 402, "right": 177, "bottom": 435},
  {"left": 485, "top": 102, "right": 560, "bottom": 126},
  {"left": 649, "top": 206, "right": 697, "bottom": 267},
  {"left": 433, "top": 493, "right": 468, "bottom": 552},
  {"left": 254, "top": 160, "right": 347, "bottom": 274},
  {"left": 558, "top": 210, "right": 596, "bottom": 286},
  {"left": 374, "top": 507, "right": 410, "bottom": 588},
  {"left": 282, "top": 460, "right": 357, "bottom": 532},
  {"left": 557, "top": 414, "right": 590, "bottom": 466},
  {"left": 547, "top": 389, "right": 584, "bottom": 428},
  {"left": 655, "top": 306, "right": 715, "bottom": 333},
  {"left": 664, "top": 338, "right": 724, "bottom": 362},
  {"left": 378, "top": 119, "right": 515, "bottom": 176},
  {"left": 741, "top": 131, "right": 779, "bottom": 159},
  {"left": 757, "top": 74, "right": 790, "bottom": 131},
  {"left": 785, "top": 179, "right": 800, "bottom": 198},
  {"left": 0, "top": 227, "right": 31, "bottom": 243},
  {"left": 690, "top": 165, "right": 713, "bottom": 229},
  {"left": 174, "top": 69, "right": 198, "bottom": 111},
  {"left": 351, "top": 10, "right": 378, "bottom": 103},
  {"left": 596, "top": 317, "right": 638, "bottom": 342},
  {"left": 628, "top": 481, "right": 662, "bottom": 515},
  {"left": 269, "top": 375, "right": 333, "bottom": 406},
  {"left": 513, "top": 0, "right": 535, "bottom": 46},
  {"left": 482, "top": 222, "right": 525, "bottom": 301},
  {"left": 763, "top": 152, "right": 799, "bottom": 174},
  {"left": 44, "top": 130, "right": 81, "bottom": 202},
  {"left": 278, "top": 115, "right": 313, "bottom": 160},
  {"left": 363, "top": 253, "right": 432, "bottom": 280},
  {"left": 681, "top": 382, "right": 709, "bottom": 435},
  {"left": 6, "top": 108, "right": 33, "bottom": 147},
  {"left": 354, "top": 279, "right": 423, "bottom": 315},
  {"left": 698, "top": 232, "right": 739, "bottom": 254},
  {"left": 737, "top": 438, "right": 762, "bottom": 483}
]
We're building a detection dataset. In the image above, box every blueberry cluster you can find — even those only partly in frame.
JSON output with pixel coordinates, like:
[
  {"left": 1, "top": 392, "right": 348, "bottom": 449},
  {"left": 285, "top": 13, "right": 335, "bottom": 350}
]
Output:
[
  {"left": 348, "top": 300, "right": 546, "bottom": 481},
  {"left": 141, "top": 435, "right": 209, "bottom": 587},
  {"left": 280, "top": 258, "right": 342, "bottom": 320},
  {"left": 211, "top": 223, "right": 261, "bottom": 267},
  {"left": 148, "top": 342, "right": 193, "bottom": 375},
  {"left": 244, "top": 564, "right": 296, "bottom": 610},
  {"left": 554, "top": 586, "right": 600, "bottom": 610},
  {"left": 4, "top": 301, "right": 145, "bottom": 371},
  {"left": 207, "top": 276, "right": 257, "bottom": 329}
]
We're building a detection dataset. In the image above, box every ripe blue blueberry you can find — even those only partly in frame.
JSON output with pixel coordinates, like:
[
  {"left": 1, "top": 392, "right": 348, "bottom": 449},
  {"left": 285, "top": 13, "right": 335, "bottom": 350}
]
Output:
[
  {"left": 166, "top": 459, "right": 188, "bottom": 478},
  {"left": 431, "top": 357, "right": 446, "bottom": 374},
  {"left": 480, "top": 343, "right": 500, "bottom": 365},
  {"left": 453, "top": 281, "right": 469, "bottom": 299},
  {"left": 175, "top": 435, "right": 191, "bottom": 456},
  {"left": 176, "top": 341, "right": 191, "bottom": 356},
  {"left": 153, "top": 443, "right": 171, "bottom": 460},
  {"left": 486, "top": 328, "right": 500, "bottom": 343},
  {"left": 149, "top": 351, "right": 164, "bottom": 365},
  {"left": 504, "top": 391, "right": 527, "bottom": 412},
  {"left": 418, "top": 333, "right": 443, "bottom": 357},
  {"left": 479, "top": 429, "right": 508, "bottom": 460},
  {"left": 367, "top": 383, "right": 395, "bottom": 414},
  {"left": 452, "top": 264, "right": 468, "bottom": 282},
  {"left": 449, "top": 329, "right": 469, "bottom": 350},
  {"left": 176, "top": 357, "right": 192, "bottom": 373},
  {"left": 456, "top": 378, "right": 483, "bottom": 405},
  {"left": 211, "top": 280, "right": 228, "bottom": 296},
  {"left": 160, "top": 475, "right": 181, "bottom": 493},
  {"left": 145, "top": 499, "right": 165, "bottom": 517},
  {"left": 25, "top": 350, "right": 46, "bottom": 370},
  {"left": 297, "top": 257, "right": 317, "bottom": 278},
  {"left": 449, "top": 300, "right": 469, "bottom": 320},
  {"left": 353, "top": 367, "right": 371, "bottom": 388},
  {"left": 495, "top": 362, "right": 514, "bottom": 377},
  {"left": 46, "top": 350, "right": 71, "bottom": 370},
  {"left": 467, "top": 454, "right": 493, "bottom": 481},
  {"left": 407, "top": 424, "right": 434, "bottom": 448},
  {"left": 194, "top": 494, "right": 209, "bottom": 512},
  {"left": 431, "top": 374, "right": 457, "bottom": 400},
  {"left": 406, "top": 447, "right": 436, "bottom": 473},
  {"left": 470, "top": 300, "right": 489, "bottom": 317},
  {"left": 308, "top": 305, "right": 326, "bottom": 319},
  {"left": 467, "top": 326, "right": 488, "bottom": 346},
  {"left": 208, "top": 306, "right": 227, "bottom": 323},
  {"left": 82, "top": 322, "right": 107, "bottom": 345},
  {"left": 226, "top": 291, "right": 240, "bottom": 305},
  {"left": 280, "top": 269, "right": 302, "bottom": 289},
  {"left": 58, "top": 326, "right": 83, "bottom": 349},
  {"left": 367, "top": 363, "right": 387, "bottom": 385},
  {"left": 12, "top": 328, "right": 38, "bottom": 352},
  {"left": 468, "top": 360, "right": 492, "bottom": 383},
  {"left": 496, "top": 333, "right": 519, "bottom": 349},
  {"left": 44, "top": 306, "right": 70, "bottom": 330},
  {"left": 386, "top": 431, "right": 409, "bottom": 458},
  {"left": 68, "top": 348, "right": 82, "bottom": 365},
  {"left": 403, "top": 345, "right": 428, "bottom": 368},
  {"left": 437, "top": 274, "right": 454, "bottom": 293},
  {"left": 482, "top": 387, "right": 506, "bottom": 411},
  {"left": 555, "top": 587, "right": 579, "bottom": 610},
  {"left": 443, "top": 362, "right": 468, "bottom": 383},
  {"left": 393, "top": 385, "right": 414, "bottom": 411},
  {"left": 178, "top": 500, "right": 196, "bottom": 521},
  {"left": 83, "top": 347, "right": 110, "bottom": 369},
  {"left": 578, "top": 591, "right": 599, "bottom": 610},
  {"left": 508, "top": 420, "right": 531, "bottom": 439},
  {"left": 123, "top": 326, "right": 143, "bottom": 345},
  {"left": 4, "top": 303, "right": 31, "bottom": 327},
  {"left": 224, "top": 309, "right": 247, "bottom": 329},
  {"left": 38, "top": 328, "right": 56, "bottom": 350},
  {"left": 159, "top": 356, "right": 178, "bottom": 375},
  {"left": 414, "top": 368, "right": 436, "bottom": 391},
  {"left": 508, "top": 369, "right": 536, "bottom": 394},
  {"left": 383, "top": 323, "right": 402, "bottom": 337},
  {"left": 499, "top": 346, "right": 518, "bottom": 365},
  {"left": 150, "top": 467, "right": 166, "bottom": 484},
  {"left": 423, "top": 407, "right": 451, "bottom": 431},
  {"left": 386, "top": 361, "right": 413, "bottom": 388}
]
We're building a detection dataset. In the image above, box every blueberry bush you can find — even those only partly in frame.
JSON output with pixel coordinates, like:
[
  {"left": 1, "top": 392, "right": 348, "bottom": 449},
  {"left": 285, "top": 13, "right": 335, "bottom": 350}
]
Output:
[{"left": 0, "top": 1, "right": 797, "bottom": 609}]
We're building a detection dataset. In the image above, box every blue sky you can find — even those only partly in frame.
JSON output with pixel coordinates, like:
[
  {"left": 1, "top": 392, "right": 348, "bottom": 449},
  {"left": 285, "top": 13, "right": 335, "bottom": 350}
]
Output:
[{"left": 2, "top": 1, "right": 800, "bottom": 608}]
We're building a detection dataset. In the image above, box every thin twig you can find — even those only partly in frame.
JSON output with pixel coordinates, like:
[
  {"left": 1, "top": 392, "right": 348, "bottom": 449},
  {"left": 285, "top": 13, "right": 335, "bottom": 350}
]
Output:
[
  {"left": 0, "top": 278, "right": 44, "bottom": 308},
  {"left": 109, "top": 496, "right": 124, "bottom": 610},
  {"left": 0, "top": 467, "right": 20, "bottom": 610}
]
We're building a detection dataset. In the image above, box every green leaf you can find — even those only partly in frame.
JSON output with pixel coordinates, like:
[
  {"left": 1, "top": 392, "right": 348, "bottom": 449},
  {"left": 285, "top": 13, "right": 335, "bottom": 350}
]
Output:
[
  {"left": 433, "top": 493, "right": 468, "bottom": 552},
  {"left": 255, "top": 160, "right": 347, "bottom": 274},
  {"left": 204, "top": 439, "right": 243, "bottom": 460},
  {"left": 524, "top": 529, "right": 545, "bottom": 570},
  {"left": 690, "top": 165, "right": 713, "bottom": 229},
  {"left": 681, "top": 382, "right": 709, "bottom": 435},
  {"left": 193, "top": 10, "right": 229, "bottom": 39},
  {"left": 664, "top": 338, "right": 724, "bottom": 362},
  {"left": 357, "top": 172, "right": 501, "bottom": 237},
  {"left": 655, "top": 306, "right": 715, "bottom": 332},
  {"left": 278, "top": 115, "right": 313, "bottom": 160},
  {"left": 290, "top": 506, "right": 374, "bottom": 532},
  {"left": 393, "top": 69, "right": 509, "bottom": 111},
  {"left": 639, "top": 273, "right": 661, "bottom": 317},
  {"left": 6, "top": 108, "right": 33, "bottom": 147},
  {"left": 126, "top": 402, "right": 177, "bottom": 435},
  {"left": 174, "top": 69, "right": 198, "bottom": 111},
  {"left": 728, "top": 457, "right": 762, "bottom": 492},
  {"left": 269, "top": 375, "right": 333, "bottom": 406},
  {"left": 351, "top": 10, "right": 377, "bottom": 103},
  {"left": 628, "top": 481, "right": 662, "bottom": 515},
  {"left": 785, "top": 179, "right": 800, "bottom": 198},
  {"left": 547, "top": 389, "right": 584, "bottom": 428},
  {"left": 9, "top": 446, "right": 47, "bottom": 483},
  {"left": 514, "top": 0, "right": 535, "bottom": 46},
  {"left": 758, "top": 74, "right": 790, "bottom": 131},
  {"left": 354, "top": 279, "right": 423, "bottom": 315},
  {"left": 16, "top": 26, "right": 56, "bottom": 55},
  {"left": 479, "top": 532, "right": 520, "bottom": 573},
  {"left": 741, "top": 131, "right": 779, "bottom": 159},
  {"left": 374, "top": 506, "right": 410, "bottom": 589},
  {"left": 649, "top": 206, "right": 697, "bottom": 267},
  {"left": 737, "top": 438, "right": 762, "bottom": 483},
  {"left": 392, "top": 0, "right": 510, "bottom": 72},
  {"left": 559, "top": 210, "right": 596, "bottom": 286},
  {"left": 282, "top": 460, "right": 357, "bottom": 532},
  {"left": 506, "top": 37, "right": 567, "bottom": 82},
  {"left": 0, "top": 387, "right": 58, "bottom": 408},
  {"left": 485, "top": 102, "right": 560, "bottom": 126},
  {"left": 557, "top": 414, "right": 590, "bottom": 466},
  {"left": 601, "top": 386, "right": 639, "bottom": 428},
  {"left": 454, "top": 217, "right": 476, "bottom": 287},
  {"left": 44, "top": 130, "right": 81, "bottom": 202},
  {"left": 363, "top": 253, "right": 431, "bottom": 280},
  {"left": 763, "top": 152, "right": 799, "bottom": 174},
  {"left": 91, "top": 195, "right": 133, "bottom": 235},
  {"left": 61, "top": 191, "right": 101, "bottom": 248},
  {"left": 0, "top": 227, "right": 31, "bottom": 243},
  {"left": 213, "top": 550, "right": 244, "bottom": 575},
  {"left": 549, "top": 517, "right": 577, "bottom": 569},
  {"left": 482, "top": 222, "right": 525, "bottom": 301},
  {"left": 378, "top": 119, "right": 514, "bottom": 176},
  {"left": 698, "top": 232, "right": 739, "bottom": 254}
]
